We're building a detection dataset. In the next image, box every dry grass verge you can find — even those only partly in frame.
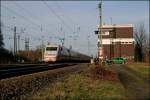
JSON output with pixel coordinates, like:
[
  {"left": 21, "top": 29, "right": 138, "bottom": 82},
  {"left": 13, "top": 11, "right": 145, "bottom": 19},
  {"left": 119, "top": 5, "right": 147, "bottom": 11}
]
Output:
[
  {"left": 126, "top": 63, "right": 149, "bottom": 79},
  {"left": 32, "top": 64, "right": 127, "bottom": 100},
  {"left": 84, "top": 65, "right": 119, "bottom": 82},
  {"left": 114, "top": 64, "right": 150, "bottom": 100}
]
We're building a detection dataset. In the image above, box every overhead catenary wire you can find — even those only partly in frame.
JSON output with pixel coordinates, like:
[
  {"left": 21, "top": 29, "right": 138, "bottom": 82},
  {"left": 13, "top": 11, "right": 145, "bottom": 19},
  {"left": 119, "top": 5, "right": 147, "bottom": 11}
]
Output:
[
  {"left": 55, "top": 1, "right": 97, "bottom": 35},
  {"left": 54, "top": 1, "right": 82, "bottom": 41},
  {"left": 1, "top": 6, "right": 47, "bottom": 51},
  {"left": 54, "top": 1, "right": 95, "bottom": 51},
  {"left": 55, "top": 1, "right": 78, "bottom": 27},
  {"left": 1, "top": 5, "right": 52, "bottom": 43},
  {"left": 13, "top": 2, "right": 56, "bottom": 33},
  {"left": 43, "top": 1, "right": 74, "bottom": 33},
  {"left": 1, "top": 5, "right": 42, "bottom": 32},
  {"left": 54, "top": 1, "right": 83, "bottom": 47}
]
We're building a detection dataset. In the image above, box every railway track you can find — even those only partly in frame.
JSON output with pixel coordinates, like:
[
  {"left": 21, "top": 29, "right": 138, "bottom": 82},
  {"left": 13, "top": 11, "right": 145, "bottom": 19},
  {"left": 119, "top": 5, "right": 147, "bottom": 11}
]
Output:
[{"left": 0, "top": 63, "right": 77, "bottom": 80}]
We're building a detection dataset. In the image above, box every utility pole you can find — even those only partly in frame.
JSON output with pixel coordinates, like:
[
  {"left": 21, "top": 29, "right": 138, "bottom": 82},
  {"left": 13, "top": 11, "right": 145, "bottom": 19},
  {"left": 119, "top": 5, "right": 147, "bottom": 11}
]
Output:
[
  {"left": 110, "top": 17, "right": 112, "bottom": 25},
  {"left": 25, "top": 37, "right": 29, "bottom": 51},
  {"left": 60, "top": 26, "right": 65, "bottom": 46},
  {"left": 18, "top": 28, "right": 25, "bottom": 52},
  {"left": 98, "top": 0, "right": 103, "bottom": 65},
  {"left": 41, "top": 26, "right": 44, "bottom": 62},
  {"left": 87, "top": 35, "right": 90, "bottom": 55},
  {"left": 14, "top": 26, "right": 17, "bottom": 56},
  {"left": 119, "top": 38, "right": 121, "bottom": 57},
  {"left": 41, "top": 36, "right": 44, "bottom": 62},
  {"left": 59, "top": 37, "right": 65, "bottom": 46},
  {"left": 25, "top": 37, "right": 29, "bottom": 59},
  {"left": 8, "top": 37, "right": 13, "bottom": 52},
  {"left": 18, "top": 34, "right": 20, "bottom": 52}
]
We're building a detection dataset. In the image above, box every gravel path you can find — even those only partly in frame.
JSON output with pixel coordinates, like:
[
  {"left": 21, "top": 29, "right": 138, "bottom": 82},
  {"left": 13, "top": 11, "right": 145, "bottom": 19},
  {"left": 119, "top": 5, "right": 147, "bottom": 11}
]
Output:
[{"left": 113, "top": 64, "right": 149, "bottom": 100}]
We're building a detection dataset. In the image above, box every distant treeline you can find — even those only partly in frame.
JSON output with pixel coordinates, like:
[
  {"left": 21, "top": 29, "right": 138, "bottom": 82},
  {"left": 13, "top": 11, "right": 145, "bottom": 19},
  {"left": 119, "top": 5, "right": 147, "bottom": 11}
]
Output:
[
  {"left": 0, "top": 48, "right": 42, "bottom": 64},
  {"left": 0, "top": 24, "right": 42, "bottom": 63},
  {"left": 0, "top": 26, "right": 14, "bottom": 63},
  {"left": 0, "top": 48, "right": 14, "bottom": 63}
]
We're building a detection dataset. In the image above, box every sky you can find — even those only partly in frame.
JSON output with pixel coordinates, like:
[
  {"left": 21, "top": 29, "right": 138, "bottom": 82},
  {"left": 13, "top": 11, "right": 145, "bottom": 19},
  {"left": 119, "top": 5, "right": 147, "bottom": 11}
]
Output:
[{"left": 1, "top": 1, "right": 149, "bottom": 57}]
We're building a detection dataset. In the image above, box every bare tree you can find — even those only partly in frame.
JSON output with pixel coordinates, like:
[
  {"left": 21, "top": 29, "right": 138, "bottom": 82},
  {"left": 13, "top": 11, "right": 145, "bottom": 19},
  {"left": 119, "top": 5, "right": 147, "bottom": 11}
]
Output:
[
  {"left": 134, "top": 22, "right": 149, "bottom": 62},
  {"left": 0, "top": 21, "right": 14, "bottom": 63},
  {"left": 0, "top": 21, "right": 4, "bottom": 49}
]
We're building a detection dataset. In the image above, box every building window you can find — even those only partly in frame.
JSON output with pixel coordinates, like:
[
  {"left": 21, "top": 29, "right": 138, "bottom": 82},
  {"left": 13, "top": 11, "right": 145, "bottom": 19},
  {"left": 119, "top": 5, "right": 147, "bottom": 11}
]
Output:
[
  {"left": 102, "top": 31, "right": 109, "bottom": 36},
  {"left": 129, "top": 42, "right": 132, "bottom": 44}
]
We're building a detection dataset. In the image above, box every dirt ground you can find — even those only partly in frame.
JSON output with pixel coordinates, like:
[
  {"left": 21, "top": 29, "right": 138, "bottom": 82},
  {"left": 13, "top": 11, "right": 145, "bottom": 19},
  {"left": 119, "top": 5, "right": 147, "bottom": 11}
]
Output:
[{"left": 112, "top": 64, "right": 149, "bottom": 100}]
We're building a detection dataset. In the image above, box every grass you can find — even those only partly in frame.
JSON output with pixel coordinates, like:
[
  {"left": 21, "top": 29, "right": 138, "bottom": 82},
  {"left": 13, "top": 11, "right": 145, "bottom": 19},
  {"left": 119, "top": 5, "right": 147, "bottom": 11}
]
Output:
[
  {"left": 126, "top": 63, "right": 149, "bottom": 81},
  {"left": 114, "top": 63, "right": 150, "bottom": 100},
  {"left": 32, "top": 65, "right": 127, "bottom": 100}
]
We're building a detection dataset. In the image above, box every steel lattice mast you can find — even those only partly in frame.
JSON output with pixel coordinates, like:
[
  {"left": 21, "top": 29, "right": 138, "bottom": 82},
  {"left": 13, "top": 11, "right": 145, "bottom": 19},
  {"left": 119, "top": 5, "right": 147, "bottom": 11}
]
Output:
[{"left": 98, "top": 0, "right": 103, "bottom": 64}]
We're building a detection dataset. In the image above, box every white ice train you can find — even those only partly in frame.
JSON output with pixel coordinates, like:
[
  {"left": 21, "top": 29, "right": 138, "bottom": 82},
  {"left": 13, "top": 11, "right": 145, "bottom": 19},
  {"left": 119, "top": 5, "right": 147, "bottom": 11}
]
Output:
[{"left": 44, "top": 44, "right": 91, "bottom": 63}]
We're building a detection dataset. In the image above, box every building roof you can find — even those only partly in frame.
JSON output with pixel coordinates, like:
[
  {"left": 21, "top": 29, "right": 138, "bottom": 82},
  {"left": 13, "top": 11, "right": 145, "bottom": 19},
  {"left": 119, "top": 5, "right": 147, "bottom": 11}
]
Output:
[{"left": 97, "top": 24, "right": 133, "bottom": 29}]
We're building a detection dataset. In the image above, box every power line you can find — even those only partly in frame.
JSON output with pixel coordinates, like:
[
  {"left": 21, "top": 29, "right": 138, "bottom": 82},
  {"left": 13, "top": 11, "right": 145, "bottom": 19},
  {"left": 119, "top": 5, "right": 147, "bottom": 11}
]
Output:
[
  {"left": 53, "top": 1, "right": 83, "bottom": 47},
  {"left": 13, "top": 2, "right": 56, "bottom": 33},
  {"left": 55, "top": 1, "right": 78, "bottom": 27},
  {"left": 43, "top": 1, "right": 74, "bottom": 32},
  {"left": 55, "top": 1, "right": 82, "bottom": 39},
  {"left": 1, "top": 5, "right": 54, "bottom": 45},
  {"left": 1, "top": 6, "right": 46, "bottom": 50},
  {"left": 1, "top": 5, "right": 41, "bottom": 31}
]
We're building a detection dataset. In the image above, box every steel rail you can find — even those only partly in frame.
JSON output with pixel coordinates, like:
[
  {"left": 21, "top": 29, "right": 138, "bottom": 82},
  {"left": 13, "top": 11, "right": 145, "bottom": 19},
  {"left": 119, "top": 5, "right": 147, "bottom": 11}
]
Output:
[{"left": 0, "top": 64, "right": 76, "bottom": 80}]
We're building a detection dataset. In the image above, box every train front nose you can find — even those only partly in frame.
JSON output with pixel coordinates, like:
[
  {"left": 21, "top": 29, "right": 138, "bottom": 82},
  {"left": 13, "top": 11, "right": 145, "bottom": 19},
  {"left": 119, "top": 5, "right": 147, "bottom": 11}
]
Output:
[
  {"left": 44, "top": 54, "right": 57, "bottom": 62},
  {"left": 49, "top": 56, "right": 57, "bottom": 62},
  {"left": 44, "top": 46, "right": 58, "bottom": 62}
]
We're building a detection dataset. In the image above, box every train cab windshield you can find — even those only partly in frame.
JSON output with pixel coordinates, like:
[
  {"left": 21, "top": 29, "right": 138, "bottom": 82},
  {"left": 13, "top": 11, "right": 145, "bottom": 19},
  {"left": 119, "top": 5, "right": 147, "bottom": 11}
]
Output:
[{"left": 46, "top": 47, "right": 57, "bottom": 51}]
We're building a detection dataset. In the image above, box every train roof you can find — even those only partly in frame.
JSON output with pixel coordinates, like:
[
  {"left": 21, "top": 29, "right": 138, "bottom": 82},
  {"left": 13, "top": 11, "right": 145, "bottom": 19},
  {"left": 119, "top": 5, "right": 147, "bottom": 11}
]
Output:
[
  {"left": 46, "top": 43, "right": 59, "bottom": 47},
  {"left": 45, "top": 43, "right": 91, "bottom": 57}
]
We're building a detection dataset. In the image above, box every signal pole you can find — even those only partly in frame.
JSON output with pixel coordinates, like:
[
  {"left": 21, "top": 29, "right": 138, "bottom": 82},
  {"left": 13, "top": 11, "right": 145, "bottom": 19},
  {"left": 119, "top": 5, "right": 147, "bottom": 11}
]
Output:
[
  {"left": 98, "top": 0, "right": 103, "bottom": 65},
  {"left": 41, "top": 36, "right": 44, "bottom": 62}
]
